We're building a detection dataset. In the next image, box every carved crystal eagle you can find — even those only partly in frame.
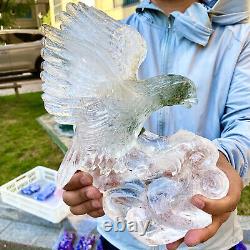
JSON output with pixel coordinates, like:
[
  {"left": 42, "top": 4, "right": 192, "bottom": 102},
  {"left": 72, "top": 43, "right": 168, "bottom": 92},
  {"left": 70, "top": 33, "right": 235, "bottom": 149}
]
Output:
[{"left": 41, "top": 2, "right": 229, "bottom": 245}]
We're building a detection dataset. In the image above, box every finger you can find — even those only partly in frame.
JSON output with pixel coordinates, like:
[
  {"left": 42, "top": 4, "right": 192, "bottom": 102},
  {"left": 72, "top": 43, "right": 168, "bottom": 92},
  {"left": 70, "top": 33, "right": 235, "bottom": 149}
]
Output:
[
  {"left": 70, "top": 199, "right": 103, "bottom": 215},
  {"left": 166, "top": 238, "right": 183, "bottom": 250},
  {"left": 64, "top": 171, "right": 93, "bottom": 191},
  {"left": 184, "top": 213, "right": 230, "bottom": 246},
  {"left": 63, "top": 186, "right": 102, "bottom": 206},
  {"left": 88, "top": 208, "right": 105, "bottom": 218},
  {"left": 191, "top": 192, "right": 238, "bottom": 216}
]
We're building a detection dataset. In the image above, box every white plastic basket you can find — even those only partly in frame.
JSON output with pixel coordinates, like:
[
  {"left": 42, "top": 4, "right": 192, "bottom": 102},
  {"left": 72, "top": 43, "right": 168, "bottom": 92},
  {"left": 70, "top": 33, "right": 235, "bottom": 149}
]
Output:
[{"left": 0, "top": 166, "right": 70, "bottom": 223}]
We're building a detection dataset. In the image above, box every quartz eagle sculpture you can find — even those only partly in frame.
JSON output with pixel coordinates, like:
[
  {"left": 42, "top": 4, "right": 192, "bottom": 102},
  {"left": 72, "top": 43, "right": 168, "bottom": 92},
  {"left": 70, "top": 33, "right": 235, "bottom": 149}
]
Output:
[{"left": 41, "top": 2, "right": 229, "bottom": 245}]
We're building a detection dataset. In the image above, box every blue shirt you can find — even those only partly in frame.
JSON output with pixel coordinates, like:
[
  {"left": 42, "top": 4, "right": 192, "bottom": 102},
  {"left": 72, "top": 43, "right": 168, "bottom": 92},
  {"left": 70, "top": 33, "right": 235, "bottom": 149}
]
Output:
[{"left": 98, "top": 0, "right": 250, "bottom": 249}]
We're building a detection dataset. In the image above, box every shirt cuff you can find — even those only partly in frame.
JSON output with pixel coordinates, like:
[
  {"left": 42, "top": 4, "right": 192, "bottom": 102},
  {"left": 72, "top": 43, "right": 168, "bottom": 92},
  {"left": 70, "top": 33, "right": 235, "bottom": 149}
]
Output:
[{"left": 213, "top": 138, "right": 250, "bottom": 186}]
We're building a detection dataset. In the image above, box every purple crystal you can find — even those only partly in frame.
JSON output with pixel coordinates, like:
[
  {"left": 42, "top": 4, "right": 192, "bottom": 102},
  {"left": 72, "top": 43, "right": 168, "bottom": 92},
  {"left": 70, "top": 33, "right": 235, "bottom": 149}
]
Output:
[
  {"left": 76, "top": 235, "right": 96, "bottom": 250},
  {"left": 21, "top": 184, "right": 41, "bottom": 195},
  {"left": 34, "top": 183, "right": 56, "bottom": 201},
  {"left": 58, "top": 231, "right": 76, "bottom": 250},
  {"left": 29, "top": 184, "right": 41, "bottom": 192},
  {"left": 21, "top": 188, "right": 33, "bottom": 195}
]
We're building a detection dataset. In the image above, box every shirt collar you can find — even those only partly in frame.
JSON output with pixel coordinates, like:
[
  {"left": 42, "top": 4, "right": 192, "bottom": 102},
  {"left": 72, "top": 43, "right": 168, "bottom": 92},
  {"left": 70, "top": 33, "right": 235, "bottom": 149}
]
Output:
[{"left": 136, "top": 0, "right": 214, "bottom": 46}]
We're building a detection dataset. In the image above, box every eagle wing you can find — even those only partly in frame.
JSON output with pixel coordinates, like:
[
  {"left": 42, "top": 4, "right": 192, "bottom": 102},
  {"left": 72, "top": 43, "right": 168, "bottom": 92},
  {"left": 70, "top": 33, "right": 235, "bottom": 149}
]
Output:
[{"left": 41, "top": 2, "right": 147, "bottom": 125}]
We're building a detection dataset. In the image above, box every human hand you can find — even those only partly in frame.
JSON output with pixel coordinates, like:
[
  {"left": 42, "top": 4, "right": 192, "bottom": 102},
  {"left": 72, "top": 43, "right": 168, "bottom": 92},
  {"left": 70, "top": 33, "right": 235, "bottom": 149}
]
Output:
[
  {"left": 166, "top": 152, "right": 243, "bottom": 250},
  {"left": 62, "top": 171, "right": 104, "bottom": 217}
]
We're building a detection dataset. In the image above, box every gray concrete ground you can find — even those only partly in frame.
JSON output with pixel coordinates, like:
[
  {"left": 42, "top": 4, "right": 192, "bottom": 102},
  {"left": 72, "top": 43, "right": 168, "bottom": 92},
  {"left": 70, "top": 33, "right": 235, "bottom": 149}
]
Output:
[
  {"left": 0, "top": 197, "right": 99, "bottom": 250},
  {"left": 0, "top": 199, "right": 65, "bottom": 249},
  {"left": 0, "top": 196, "right": 98, "bottom": 249},
  {"left": 239, "top": 216, "right": 250, "bottom": 249}
]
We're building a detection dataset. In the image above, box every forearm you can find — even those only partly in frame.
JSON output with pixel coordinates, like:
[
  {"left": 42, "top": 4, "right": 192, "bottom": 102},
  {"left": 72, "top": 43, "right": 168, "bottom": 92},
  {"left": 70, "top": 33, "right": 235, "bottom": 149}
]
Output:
[{"left": 213, "top": 37, "right": 250, "bottom": 183}]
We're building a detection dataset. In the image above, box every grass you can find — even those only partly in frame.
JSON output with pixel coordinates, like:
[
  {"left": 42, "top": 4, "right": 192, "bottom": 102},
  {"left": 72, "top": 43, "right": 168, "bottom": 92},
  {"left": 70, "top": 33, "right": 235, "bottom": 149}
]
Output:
[
  {"left": 0, "top": 92, "right": 64, "bottom": 186},
  {"left": 238, "top": 185, "right": 250, "bottom": 215},
  {"left": 0, "top": 92, "right": 249, "bottom": 215}
]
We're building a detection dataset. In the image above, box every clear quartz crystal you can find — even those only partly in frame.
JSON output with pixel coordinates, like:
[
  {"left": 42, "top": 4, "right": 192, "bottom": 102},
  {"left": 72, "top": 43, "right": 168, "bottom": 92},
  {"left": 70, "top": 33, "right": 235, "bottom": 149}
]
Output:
[
  {"left": 41, "top": 2, "right": 229, "bottom": 245},
  {"left": 102, "top": 130, "right": 229, "bottom": 245}
]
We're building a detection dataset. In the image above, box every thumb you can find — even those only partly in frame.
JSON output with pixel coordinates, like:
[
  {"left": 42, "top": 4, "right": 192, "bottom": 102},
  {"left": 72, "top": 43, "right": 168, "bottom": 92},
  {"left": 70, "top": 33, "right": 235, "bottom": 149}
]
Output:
[{"left": 191, "top": 194, "right": 236, "bottom": 216}]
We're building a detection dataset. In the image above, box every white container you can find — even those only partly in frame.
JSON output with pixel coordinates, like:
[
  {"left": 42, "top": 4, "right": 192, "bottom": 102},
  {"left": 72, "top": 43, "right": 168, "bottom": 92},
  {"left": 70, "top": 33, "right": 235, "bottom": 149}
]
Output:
[{"left": 0, "top": 166, "right": 70, "bottom": 223}]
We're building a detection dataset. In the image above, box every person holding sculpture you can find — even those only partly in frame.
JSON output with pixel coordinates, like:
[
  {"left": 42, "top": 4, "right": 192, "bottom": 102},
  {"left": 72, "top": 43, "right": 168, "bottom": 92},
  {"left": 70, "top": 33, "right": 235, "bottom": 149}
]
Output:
[{"left": 62, "top": 0, "right": 250, "bottom": 249}]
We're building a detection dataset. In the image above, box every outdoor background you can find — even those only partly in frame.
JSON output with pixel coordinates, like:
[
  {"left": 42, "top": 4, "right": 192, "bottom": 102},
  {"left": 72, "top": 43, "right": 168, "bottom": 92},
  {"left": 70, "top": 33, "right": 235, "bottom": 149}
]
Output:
[{"left": 0, "top": 0, "right": 249, "bottom": 217}]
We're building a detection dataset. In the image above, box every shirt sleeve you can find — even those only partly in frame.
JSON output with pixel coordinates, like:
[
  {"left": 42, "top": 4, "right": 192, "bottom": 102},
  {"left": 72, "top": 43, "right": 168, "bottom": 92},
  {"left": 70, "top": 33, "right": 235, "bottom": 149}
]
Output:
[{"left": 213, "top": 36, "right": 250, "bottom": 185}]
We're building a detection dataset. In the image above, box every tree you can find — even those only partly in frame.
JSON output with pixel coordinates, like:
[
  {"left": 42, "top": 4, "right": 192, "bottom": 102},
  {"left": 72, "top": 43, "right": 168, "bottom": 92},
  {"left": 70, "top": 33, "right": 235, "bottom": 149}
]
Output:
[
  {"left": 42, "top": 9, "right": 51, "bottom": 25},
  {"left": 0, "top": 0, "right": 35, "bottom": 28}
]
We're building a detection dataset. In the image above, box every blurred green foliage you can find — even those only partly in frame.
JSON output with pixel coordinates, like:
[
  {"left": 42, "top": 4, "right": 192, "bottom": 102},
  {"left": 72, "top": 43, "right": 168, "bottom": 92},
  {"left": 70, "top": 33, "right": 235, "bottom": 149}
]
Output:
[
  {"left": 42, "top": 9, "right": 51, "bottom": 25},
  {"left": 0, "top": 0, "right": 35, "bottom": 28}
]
